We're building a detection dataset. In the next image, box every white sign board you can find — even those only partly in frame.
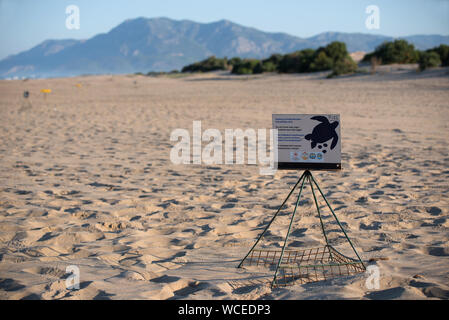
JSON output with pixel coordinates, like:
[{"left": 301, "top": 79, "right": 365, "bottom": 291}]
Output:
[{"left": 272, "top": 114, "right": 341, "bottom": 170}]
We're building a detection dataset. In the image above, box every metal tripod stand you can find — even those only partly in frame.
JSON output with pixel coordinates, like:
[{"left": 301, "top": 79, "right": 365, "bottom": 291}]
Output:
[{"left": 237, "top": 170, "right": 365, "bottom": 288}]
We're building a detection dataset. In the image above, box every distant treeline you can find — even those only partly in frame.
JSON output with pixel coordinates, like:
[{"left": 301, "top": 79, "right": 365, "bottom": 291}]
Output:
[
  {"left": 182, "top": 41, "right": 357, "bottom": 78},
  {"left": 140, "top": 40, "right": 449, "bottom": 77}
]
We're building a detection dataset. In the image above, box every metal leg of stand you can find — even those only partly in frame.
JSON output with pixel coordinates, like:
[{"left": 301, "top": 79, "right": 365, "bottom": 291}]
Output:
[
  {"left": 308, "top": 174, "right": 332, "bottom": 260},
  {"left": 309, "top": 172, "right": 365, "bottom": 269},
  {"left": 271, "top": 171, "right": 308, "bottom": 288},
  {"left": 237, "top": 171, "right": 307, "bottom": 268}
]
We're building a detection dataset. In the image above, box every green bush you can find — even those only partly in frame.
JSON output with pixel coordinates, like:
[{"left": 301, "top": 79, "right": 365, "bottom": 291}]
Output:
[
  {"left": 228, "top": 57, "right": 242, "bottom": 68},
  {"left": 278, "top": 42, "right": 353, "bottom": 74},
  {"left": 323, "top": 41, "right": 348, "bottom": 63},
  {"left": 310, "top": 50, "right": 333, "bottom": 71},
  {"left": 253, "top": 61, "right": 264, "bottom": 74},
  {"left": 231, "top": 59, "right": 263, "bottom": 75},
  {"left": 235, "top": 67, "right": 252, "bottom": 74},
  {"left": 278, "top": 49, "right": 315, "bottom": 73},
  {"left": 310, "top": 42, "right": 352, "bottom": 72},
  {"left": 261, "top": 61, "right": 277, "bottom": 72},
  {"left": 362, "top": 39, "right": 419, "bottom": 64},
  {"left": 426, "top": 44, "right": 449, "bottom": 67},
  {"left": 181, "top": 56, "right": 228, "bottom": 72},
  {"left": 418, "top": 51, "right": 441, "bottom": 71},
  {"left": 258, "top": 54, "right": 283, "bottom": 72},
  {"left": 265, "top": 53, "right": 283, "bottom": 64},
  {"left": 328, "top": 57, "right": 358, "bottom": 78}
]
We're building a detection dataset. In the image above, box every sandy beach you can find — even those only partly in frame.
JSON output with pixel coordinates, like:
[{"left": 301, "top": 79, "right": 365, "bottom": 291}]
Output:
[{"left": 0, "top": 67, "right": 448, "bottom": 299}]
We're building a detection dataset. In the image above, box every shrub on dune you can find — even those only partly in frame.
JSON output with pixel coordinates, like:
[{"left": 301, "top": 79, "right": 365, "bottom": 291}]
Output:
[
  {"left": 327, "top": 56, "right": 358, "bottom": 78},
  {"left": 261, "top": 54, "right": 283, "bottom": 72},
  {"left": 310, "top": 50, "right": 333, "bottom": 71},
  {"left": 322, "top": 41, "right": 348, "bottom": 64},
  {"left": 362, "top": 39, "right": 419, "bottom": 64},
  {"left": 278, "top": 49, "right": 315, "bottom": 73},
  {"left": 426, "top": 44, "right": 449, "bottom": 67},
  {"left": 181, "top": 56, "right": 228, "bottom": 72},
  {"left": 261, "top": 61, "right": 277, "bottom": 72},
  {"left": 418, "top": 51, "right": 441, "bottom": 71},
  {"left": 278, "top": 42, "right": 355, "bottom": 74},
  {"left": 231, "top": 59, "right": 263, "bottom": 75},
  {"left": 228, "top": 57, "right": 242, "bottom": 67}
]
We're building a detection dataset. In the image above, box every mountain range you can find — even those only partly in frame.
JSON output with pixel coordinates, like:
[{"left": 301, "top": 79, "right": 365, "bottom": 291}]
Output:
[{"left": 2, "top": 17, "right": 448, "bottom": 79}]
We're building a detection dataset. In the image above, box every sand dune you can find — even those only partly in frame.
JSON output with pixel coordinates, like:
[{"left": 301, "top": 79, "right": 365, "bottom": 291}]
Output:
[{"left": 0, "top": 67, "right": 448, "bottom": 299}]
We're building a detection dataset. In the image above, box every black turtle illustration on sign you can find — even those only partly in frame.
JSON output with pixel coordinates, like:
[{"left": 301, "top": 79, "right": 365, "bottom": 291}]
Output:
[{"left": 305, "top": 116, "right": 339, "bottom": 150}]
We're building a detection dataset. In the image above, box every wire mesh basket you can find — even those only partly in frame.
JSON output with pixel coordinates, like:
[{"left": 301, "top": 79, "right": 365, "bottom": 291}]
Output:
[{"left": 240, "top": 245, "right": 365, "bottom": 287}]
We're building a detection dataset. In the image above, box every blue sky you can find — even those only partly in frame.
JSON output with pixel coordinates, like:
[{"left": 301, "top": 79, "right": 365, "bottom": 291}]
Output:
[{"left": 0, "top": 0, "right": 448, "bottom": 60}]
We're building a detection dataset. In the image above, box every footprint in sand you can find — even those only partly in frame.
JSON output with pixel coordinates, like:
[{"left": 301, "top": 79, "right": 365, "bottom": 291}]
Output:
[
  {"left": 425, "top": 206, "right": 442, "bottom": 216},
  {"left": 422, "top": 246, "right": 449, "bottom": 257},
  {"left": 0, "top": 278, "right": 26, "bottom": 292},
  {"left": 360, "top": 221, "right": 382, "bottom": 230},
  {"left": 95, "top": 221, "right": 128, "bottom": 232},
  {"left": 169, "top": 281, "right": 208, "bottom": 299},
  {"left": 24, "top": 266, "right": 67, "bottom": 278},
  {"left": 364, "top": 287, "right": 405, "bottom": 300},
  {"left": 409, "top": 279, "right": 449, "bottom": 299}
]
